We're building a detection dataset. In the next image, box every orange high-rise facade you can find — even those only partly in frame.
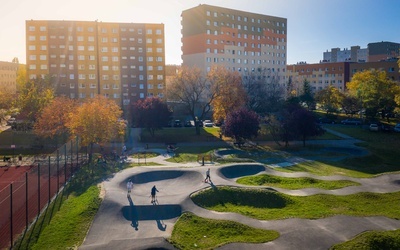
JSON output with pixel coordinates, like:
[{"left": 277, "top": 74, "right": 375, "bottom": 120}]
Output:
[
  {"left": 181, "top": 4, "right": 287, "bottom": 84},
  {"left": 26, "top": 20, "right": 165, "bottom": 108}
]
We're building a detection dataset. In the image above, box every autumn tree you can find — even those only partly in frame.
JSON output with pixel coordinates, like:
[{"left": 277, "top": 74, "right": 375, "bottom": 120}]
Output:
[
  {"left": 34, "top": 97, "right": 78, "bottom": 145},
  {"left": 346, "top": 70, "right": 400, "bottom": 118},
  {"left": 67, "top": 95, "right": 126, "bottom": 161},
  {"left": 341, "top": 95, "right": 360, "bottom": 115},
  {"left": 132, "top": 97, "right": 172, "bottom": 137},
  {"left": 167, "top": 66, "right": 217, "bottom": 135},
  {"left": 299, "top": 79, "right": 315, "bottom": 110},
  {"left": 242, "top": 68, "right": 284, "bottom": 114},
  {"left": 315, "top": 85, "right": 344, "bottom": 114},
  {"left": 209, "top": 66, "right": 247, "bottom": 123},
  {"left": 223, "top": 108, "right": 260, "bottom": 145},
  {"left": 17, "top": 76, "right": 55, "bottom": 121},
  {"left": 279, "top": 103, "right": 323, "bottom": 147}
]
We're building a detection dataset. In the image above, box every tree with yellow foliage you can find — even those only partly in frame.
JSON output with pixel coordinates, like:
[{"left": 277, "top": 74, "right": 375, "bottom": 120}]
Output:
[
  {"left": 67, "top": 95, "right": 126, "bottom": 161},
  {"left": 208, "top": 65, "right": 247, "bottom": 123},
  {"left": 346, "top": 70, "right": 400, "bottom": 118}
]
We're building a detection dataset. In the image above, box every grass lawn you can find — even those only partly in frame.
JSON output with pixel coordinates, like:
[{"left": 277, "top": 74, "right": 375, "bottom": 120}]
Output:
[
  {"left": 191, "top": 186, "right": 400, "bottom": 221},
  {"left": 237, "top": 174, "right": 360, "bottom": 190},
  {"left": 331, "top": 229, "right": 400, "bottom": 250},
  {"left": 324, "top": 125, "right": 400, "bottom": 174},
  {"left": 166, "top": 146, "right": 219, "bottom": 163},
  {"left": 169, "top": 212, "right": 279, "bottom": 250},
  {"left": 140, "top": 127, "right": 224, "bottom": 143},
  {"left": 130, "top": 152, "right": 159, "bottom": 158},
  {"left": 15, "top": 159, "right": 129, "bottom": 249},
  {"left": 274, "top": 161, "right": 374, "bottom": 178}
]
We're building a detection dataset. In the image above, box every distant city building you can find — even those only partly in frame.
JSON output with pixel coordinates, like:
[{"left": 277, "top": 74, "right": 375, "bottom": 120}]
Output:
[
  {"left": 181, "top": 4, "right": 287, "bottom": 84},
  {"left": 367, "top": 41, "right": 400, "bottom": 62},
  {"left": 25, "top": 20, "right": 166, "bottom": 109},
  {"left": 322, "top": 41, "right": 400, "bottom": 63},
  {"left": 323, "top": 46, "right": 367, "bottom": 63},
  {"left": 0, "top": 60, "right": 19, "bottom": 94},
  {"left": 287, "top": 58, "right": 400, "bottom": 96},
  {"left": 286, "top": 62, "right": 351, "bottom": 94}
]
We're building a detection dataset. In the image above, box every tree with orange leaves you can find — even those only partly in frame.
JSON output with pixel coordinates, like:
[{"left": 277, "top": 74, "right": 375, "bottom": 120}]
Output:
[
  {"left": 208, "top": 65, "right": 247, "bottom": 123},
  {"left": 67, "top": 95, "right": 126, "bottom": 161},
  {"left": 34, "top": 97, "right": 78, "bottom": 145}
]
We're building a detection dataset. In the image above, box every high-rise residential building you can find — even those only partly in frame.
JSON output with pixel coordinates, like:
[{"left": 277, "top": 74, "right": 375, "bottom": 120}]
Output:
[
  {"left": 181, "top": 4, "right": 287, "bottom": 83},
  {"left": 286, "top": 62, "right": 351, "bottom": 94},
  {"left": 26, "top": 20, "right": 166, "bottom": 110},
  {"left": 367, "top": 41, "right": 400, "bottom": 62},
  {"left": 0, "top": 61, "right": 19, "bottom": 94}
]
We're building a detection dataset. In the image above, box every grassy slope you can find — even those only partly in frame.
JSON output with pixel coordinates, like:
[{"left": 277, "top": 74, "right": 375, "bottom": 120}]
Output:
[
  {"left": 237, "top": 174, "right": 360, "bottom": 190},
  {"left": 169, "top": 213, "right": 279, "bottom": 250},
  {"left": 191, "top": 186, "right": 400, "bottom": 221},
  {"left": 31, "top": 186, "right": 101, "bottom": 250},
  {"left": 331, "top": 229, "right": 400, "bottom": 250}
]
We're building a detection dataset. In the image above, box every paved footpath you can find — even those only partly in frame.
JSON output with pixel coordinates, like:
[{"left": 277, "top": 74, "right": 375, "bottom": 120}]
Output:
[{"left": 80, "top": 129, "right": 400, "bottom": 250}]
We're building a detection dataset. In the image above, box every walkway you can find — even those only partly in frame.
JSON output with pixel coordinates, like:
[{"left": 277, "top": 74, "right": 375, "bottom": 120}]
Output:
[{"left": 80, "top": 137, "right": 400, "bottom": 250}]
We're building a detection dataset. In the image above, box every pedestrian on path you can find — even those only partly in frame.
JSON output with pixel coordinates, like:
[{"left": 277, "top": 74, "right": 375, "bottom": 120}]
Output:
[
  {"left": 127, "top": 179, "right": 133, "bottom": 197},
  {"left": 151, "top": 185, "right": 159, "bottom": 203},
  {"left": 204, "top": 168, "right": 211, "bottom": 183}
]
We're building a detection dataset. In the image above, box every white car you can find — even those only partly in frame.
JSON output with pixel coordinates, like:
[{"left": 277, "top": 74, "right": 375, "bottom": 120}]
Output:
[
  {"left": 369, "top": 123, "right": 379, "bottom": 132},
  {"left": 203, "top": 120, "right": 213, "bottom": 127}
]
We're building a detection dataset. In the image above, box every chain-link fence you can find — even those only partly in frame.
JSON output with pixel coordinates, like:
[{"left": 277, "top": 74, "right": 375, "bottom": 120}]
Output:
[{"left": 0, "top": 137, "right": 87, "bottom": 249}]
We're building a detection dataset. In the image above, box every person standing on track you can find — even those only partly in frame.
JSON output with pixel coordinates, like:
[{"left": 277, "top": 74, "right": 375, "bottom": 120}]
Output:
[
  {"left": 204, "top": 168, "right": 211, "bottom": 183},
  {"left": 127, "top": 179, "right": 133, "bottom": 197},
  {"left": 151, "top": 185, "right": 159, "bottom": 203}
]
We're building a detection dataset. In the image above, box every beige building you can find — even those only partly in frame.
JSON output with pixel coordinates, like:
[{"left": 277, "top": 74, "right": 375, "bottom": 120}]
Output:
[
  {"left": 26, "top": 20, "right": 166, "bottom": 109},
  {"left": 0, "top": 61, "right": 19, "bottom": 94}
]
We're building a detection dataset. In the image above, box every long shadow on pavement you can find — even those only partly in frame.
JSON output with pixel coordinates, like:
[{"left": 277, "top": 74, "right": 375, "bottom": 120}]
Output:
[{"left": 122, "top": 199, "right": 182, "bottom": 222}]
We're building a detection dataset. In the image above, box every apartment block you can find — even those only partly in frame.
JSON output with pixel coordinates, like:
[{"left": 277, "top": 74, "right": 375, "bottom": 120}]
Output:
[
  {"left": 323, "top": 41, "right": 400, "bottom": 63},
  {"left": 349, "top": 60, "right": 400, "bottom": 82},
  {"left": 323, "top": 46, "right": 368, "bottom": 63},
  {"left": 181, "top": 4, "right": 287, "bottom": 83},
  {"left": 26, "top": 20, "right": 166, "bottom": 109},
  {"left": 367, "top": 41, "right": 400, "bottom": 62},
  {"left": 0, "top": 61, "right": 19, "bottom": 94},
  {"left": 286, "top": 62, "right": 351, "bottom": 94}
]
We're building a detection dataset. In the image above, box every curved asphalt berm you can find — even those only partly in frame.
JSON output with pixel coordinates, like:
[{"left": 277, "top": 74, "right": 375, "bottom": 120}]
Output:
[{"left": 80, "top": 129, "right": 400, "bottom": 250}]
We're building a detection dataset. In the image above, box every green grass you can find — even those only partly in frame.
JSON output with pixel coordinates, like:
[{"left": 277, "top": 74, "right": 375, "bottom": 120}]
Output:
[
  {"left": 31, "top": 186, "right": 101, "bottom": 250},
  {"left": 237, "top": 174, "right": 360, "bottom": 190},
  {"left": 325, "top": 125, "right": 400, "bottom": 174},
  {"left": 140, "top": 127, "right": 224, "bottom": 143},
  {"left": 331, "top": 229, "right": 400, "bottom": 250},
  {"left": 191, "top": 186, "right": 400, "bottom": 220},
  {"left": 127, "top": 162, "right": 163, "bottom": 167},
  {"left": 169, "top": 213, "right": 279, "bottom": 250},
  {"left": 274, "top": 161, "right": 374, "bottom": 178},
  {"left": 15, "top": 158, "right": 129, "bottom": 249},
  {"left": 130, "top": 152, "right": 159, "bottom": 158},
  {"left": 166, "top": 146, "right": 218, "bottom": 163}
]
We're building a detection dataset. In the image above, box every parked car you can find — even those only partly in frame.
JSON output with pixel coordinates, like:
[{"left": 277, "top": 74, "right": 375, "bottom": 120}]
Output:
[
  {"left": 394, "top": 123, "right": 400, "bottom": 132},
  {"left": 341, "top": 119, "right": 362, "bottom": 125},
  {"left": 318, "top": 118, "right": 335, "bottom": 124},
  {"left": 203, "top": 120, "right": 213, "bottom": 127},
  {"left": 381, "top": 124, "right": 392, "bottom": 132},
  {"left": 6, "top": 117, "right": 16, "bottom": 126},
  {"left": 369, "top": 123, "right": 379, "bottom": 132},
  {"left": 173, "top": 120, "right": 182, "bottom": 127},
  {"left": 184, "top": 120, "right": 193, "bottom": 127}
]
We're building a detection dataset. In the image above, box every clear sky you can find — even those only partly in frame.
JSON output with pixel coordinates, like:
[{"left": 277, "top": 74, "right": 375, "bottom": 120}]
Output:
[{"left": 1, "top": 0, "right": 399, "bottom": 65}]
